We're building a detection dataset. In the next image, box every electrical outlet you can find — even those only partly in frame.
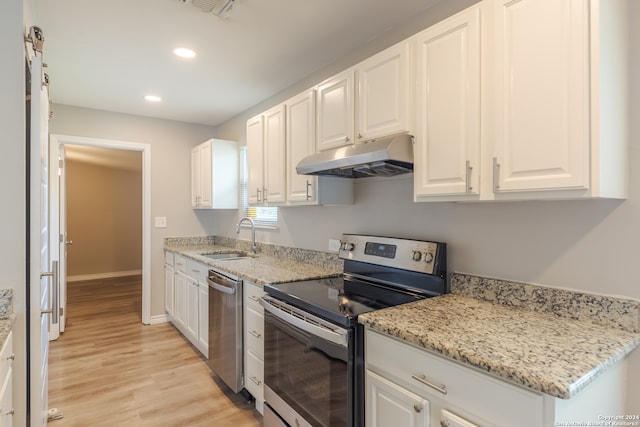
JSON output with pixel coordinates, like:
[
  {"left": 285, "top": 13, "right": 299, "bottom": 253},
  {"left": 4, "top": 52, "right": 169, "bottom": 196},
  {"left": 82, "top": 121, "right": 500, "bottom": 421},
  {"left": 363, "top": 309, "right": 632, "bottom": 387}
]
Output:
[
  {"left": 155, "top": 216, "right": 167, "bottom": 228},
  {"left": 328, "top": 239, "right": 341, "bottom": 252}
]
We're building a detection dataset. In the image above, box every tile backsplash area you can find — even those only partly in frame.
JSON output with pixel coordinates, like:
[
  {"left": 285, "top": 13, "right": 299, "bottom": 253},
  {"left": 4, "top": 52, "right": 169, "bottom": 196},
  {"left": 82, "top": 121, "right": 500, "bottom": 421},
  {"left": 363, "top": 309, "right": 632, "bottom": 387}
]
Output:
[
  {"left": 451, "top": 273, "right": 640, "bottom": 333},
  {"left": 0, "top": 289, "right": 13, "bottom": 316}
]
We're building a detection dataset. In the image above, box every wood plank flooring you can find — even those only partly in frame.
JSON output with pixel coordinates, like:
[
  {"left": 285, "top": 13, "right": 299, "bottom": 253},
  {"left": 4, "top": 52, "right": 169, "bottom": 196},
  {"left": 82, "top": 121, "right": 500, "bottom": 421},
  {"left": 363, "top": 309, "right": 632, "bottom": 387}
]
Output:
[{"left": 48, "top": 276, "right": 262, "bottom": 426}]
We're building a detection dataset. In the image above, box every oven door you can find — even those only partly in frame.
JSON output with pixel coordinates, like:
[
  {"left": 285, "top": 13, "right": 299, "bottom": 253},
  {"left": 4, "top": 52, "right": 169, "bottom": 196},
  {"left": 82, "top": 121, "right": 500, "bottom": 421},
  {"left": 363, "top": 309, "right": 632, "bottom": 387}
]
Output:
[{"left": 261, "top": 295, "right": 353, "bottom": 427}]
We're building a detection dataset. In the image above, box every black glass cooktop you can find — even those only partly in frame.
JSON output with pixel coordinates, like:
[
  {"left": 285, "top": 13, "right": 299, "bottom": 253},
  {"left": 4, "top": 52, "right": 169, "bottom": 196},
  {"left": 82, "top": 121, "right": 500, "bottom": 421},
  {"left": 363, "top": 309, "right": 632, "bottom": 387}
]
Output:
[{"left": 264, "top": 275, "right": 427, "bottom": 328}]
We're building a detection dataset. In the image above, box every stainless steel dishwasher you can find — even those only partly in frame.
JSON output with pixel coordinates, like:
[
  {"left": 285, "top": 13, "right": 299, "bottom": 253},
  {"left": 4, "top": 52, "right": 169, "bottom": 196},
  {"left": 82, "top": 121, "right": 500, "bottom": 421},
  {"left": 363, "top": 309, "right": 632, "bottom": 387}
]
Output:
[{"left": 207, "top": 268, "right": 243, "bottom": 393}]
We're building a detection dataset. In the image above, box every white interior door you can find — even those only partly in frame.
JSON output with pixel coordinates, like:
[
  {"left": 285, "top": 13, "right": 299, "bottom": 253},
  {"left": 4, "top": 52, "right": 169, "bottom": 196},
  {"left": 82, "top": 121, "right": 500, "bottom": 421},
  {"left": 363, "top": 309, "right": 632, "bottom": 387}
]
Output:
[{"left": 29, "top": 52, "right": 52, "bottom": 426}]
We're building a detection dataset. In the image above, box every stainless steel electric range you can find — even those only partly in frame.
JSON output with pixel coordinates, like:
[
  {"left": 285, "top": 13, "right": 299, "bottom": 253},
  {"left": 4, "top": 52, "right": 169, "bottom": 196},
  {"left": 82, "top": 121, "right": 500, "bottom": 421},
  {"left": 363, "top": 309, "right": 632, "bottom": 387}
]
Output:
[{"left": 260, "top": 234, "right": 447, "bottom": 427}]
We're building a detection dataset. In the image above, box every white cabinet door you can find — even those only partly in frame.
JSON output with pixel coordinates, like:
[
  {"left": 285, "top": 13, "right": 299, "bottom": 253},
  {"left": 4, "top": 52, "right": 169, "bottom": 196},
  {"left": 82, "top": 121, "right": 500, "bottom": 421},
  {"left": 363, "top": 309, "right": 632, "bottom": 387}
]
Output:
[
  {"left": 492, "top": 0, "right": 589, "bottom": 193},
  {"left": 191, "top": 146, "right": 201, "bottom": 207},
  {"left": 199, "top": 140, "right": 213, "bottom": 207},
  {"left": 414, "top": 5, "right": 481, "bottom": 199},
  {"left": 316, "top": 69, "right": 355, "bottom": 151},
  {"left": 187, "top": 278, "right": 199, "bottom": 341},
  {"left": 173, "top": 271, "right": 188, "bottom": 330},
  {"left": 263, "top": 104, "right": 287, "bottom": 204},
  {"left": 246, "top": 114, "right": 265, "bottom": 205},
  {"left": 164, "top": 264, "right": 174, "bottom": 316},
  {"left": 366, "top": 370, "right": 429, "bottom": 427},
  {"left": 286, "top": 89, "right": 317, "bottom": 204},
  {"left": 198, "top": 281, "right": 208, "bottom": 354},
  {"left": 357, "top": 41, "right": 411, "bottom": 142}
]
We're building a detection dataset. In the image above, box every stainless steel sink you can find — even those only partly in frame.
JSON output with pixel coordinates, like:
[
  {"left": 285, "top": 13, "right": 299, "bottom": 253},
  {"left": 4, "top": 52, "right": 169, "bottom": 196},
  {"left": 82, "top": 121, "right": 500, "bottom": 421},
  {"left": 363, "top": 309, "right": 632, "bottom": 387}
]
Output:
[{"left": 200, "top": 252, "right": 252, "bottom": 261}]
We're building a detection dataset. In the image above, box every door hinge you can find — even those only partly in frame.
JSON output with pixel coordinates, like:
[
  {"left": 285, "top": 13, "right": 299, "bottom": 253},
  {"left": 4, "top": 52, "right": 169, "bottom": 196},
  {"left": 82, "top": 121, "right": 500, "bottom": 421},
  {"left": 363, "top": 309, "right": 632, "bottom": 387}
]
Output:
[
  {"left": 59, "top": 233, "right": 64, "bottom": 243},
  {"left": 59, "top": 158, "right": 64, "bottom": 169},
  {"left": 59, "top": 307, "right": 64, "bottom": 317}
]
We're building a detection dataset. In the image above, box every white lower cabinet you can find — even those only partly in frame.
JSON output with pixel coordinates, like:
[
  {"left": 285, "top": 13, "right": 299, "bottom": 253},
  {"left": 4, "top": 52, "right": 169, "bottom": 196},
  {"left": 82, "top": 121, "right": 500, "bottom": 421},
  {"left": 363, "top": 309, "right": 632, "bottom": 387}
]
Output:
[
  {"left": 0, "top": 331, "right": 13, "bottom": 427},
  {"left": 243, "top": 281, "right": 265, "bottom": 414},
  {"left": 367, "top": 370, "right": 429, "bottom": 427},
  {"left": 366, "top": 329, "right": 627, "bottom": 427},
  {"left": 165, "top": 252, "right": 208, "bottom": 358}
]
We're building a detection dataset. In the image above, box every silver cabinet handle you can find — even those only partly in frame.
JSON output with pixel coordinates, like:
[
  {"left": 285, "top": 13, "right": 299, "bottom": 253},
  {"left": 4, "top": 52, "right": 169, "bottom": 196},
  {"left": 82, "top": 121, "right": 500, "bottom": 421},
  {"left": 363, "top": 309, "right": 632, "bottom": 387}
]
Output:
[
  {"left": 411, "top": 373, "right": 447, "bottom": 395},
  {"left": 263, "top": 187, "right": 268, "bottom": 203},
  {"left": 250, "top": 376, "right": 261, "bottom": 386},
  {"left": 256, "top": 187, "right": 261, "bottom": 203},
  {"left": 6, "top": 354, "right": 15, "bottom": 361},
  {"left": 40, "top": 260, "right": 59, "bottom": 323},
  {"left": 493, "top": 157, "right": 500, "bottom": 192},
  {"left": 192, "top": 268, "right": 200, "bottom": 273},
  {"left": 249, "top": 330, "right": 261, "bottom": 339},
  {"left": 414, "top": 404, "right": 423, "bottom": 413},
  {"left": 345, "top": 136, "right": 350, "bottom": 142},
  {"left": 4, "top": 409, "right": 14, "bottom": 416},
  {"left": 306, "top": 180, "right": 312, "bottom": 200},
  {"left": 465, "top": 160, "right": 473, "bottom": 193},
  {"left": 248, "top": 295, "right": 260, "bottom": 302}
]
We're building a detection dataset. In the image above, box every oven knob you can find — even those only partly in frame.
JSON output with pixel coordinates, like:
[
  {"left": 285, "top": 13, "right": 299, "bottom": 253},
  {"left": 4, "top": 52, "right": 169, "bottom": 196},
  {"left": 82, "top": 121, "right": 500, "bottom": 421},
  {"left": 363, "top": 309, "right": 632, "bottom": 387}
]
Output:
[
  {"left": 341, "top": 242, "right": 355, "bottom": 251},
  {"left": 424, "top": 252, "right": 434, "bottom": 263},
  {"left": 411, "top": 250, "right": 422, "bottom": 261}
]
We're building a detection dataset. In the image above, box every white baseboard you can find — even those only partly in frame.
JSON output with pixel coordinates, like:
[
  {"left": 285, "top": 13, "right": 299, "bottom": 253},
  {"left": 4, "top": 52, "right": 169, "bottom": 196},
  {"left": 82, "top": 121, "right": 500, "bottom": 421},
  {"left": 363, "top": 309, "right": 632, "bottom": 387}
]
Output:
[
  {"left": 148, "top": 314, "right": 169, "bottom": 325},
  {"left": 67, "top": 270, "right": 143, "bottom": 282}
]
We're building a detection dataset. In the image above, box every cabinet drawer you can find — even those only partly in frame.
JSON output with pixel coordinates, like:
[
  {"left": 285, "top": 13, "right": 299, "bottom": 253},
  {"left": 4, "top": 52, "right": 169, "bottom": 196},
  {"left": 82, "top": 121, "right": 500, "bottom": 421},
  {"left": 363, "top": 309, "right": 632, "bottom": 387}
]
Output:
[
  {"left": 244, "top": 282, "right": 265, "bottom": 310},
  {"left": 164, "top": 251, "right": 174, "bottom": 265},
  {"left": 245, "top": 305, "right": 264, "bottom": 356},
  {"left": 0, "top": 332, "right": 12, "bottom": 383},
  {"left": 174, "top": 255, "right": 187, "bottom": 273},
  {"left": 186, "top": 260, "right": 207, "bottom": 282},
  {"left": 366, "top": 330, "right": 544, "bottom": 427},
  {"left": 245, "top": 350, "right": 264, "bottom": 401}
]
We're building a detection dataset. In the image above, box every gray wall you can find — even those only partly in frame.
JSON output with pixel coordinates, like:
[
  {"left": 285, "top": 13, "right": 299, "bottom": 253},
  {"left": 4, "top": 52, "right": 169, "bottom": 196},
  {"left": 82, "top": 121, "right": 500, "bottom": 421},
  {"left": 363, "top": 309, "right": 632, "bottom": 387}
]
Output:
[
  {"left": 49, "top": 104, "right": 218, "bottom": 315},
  {"left": 208, "top": 0, "right": 640, "bottom": 412}
]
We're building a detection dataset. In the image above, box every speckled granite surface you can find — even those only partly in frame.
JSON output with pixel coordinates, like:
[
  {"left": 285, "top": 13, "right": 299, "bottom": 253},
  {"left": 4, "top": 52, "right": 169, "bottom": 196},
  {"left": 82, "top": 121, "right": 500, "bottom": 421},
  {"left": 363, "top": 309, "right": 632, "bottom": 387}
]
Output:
[
  {"left": 451, "top": 273, "right": 640, "bottom": 333},
  {"left": 165, "top": 237, "right": 342, "bottom": 285},
  {"left": 0, "top": 289, "right": 14, "bottom": 350},
  {"left": 360, "top": 293, "right": 640, "bottom": 400}
]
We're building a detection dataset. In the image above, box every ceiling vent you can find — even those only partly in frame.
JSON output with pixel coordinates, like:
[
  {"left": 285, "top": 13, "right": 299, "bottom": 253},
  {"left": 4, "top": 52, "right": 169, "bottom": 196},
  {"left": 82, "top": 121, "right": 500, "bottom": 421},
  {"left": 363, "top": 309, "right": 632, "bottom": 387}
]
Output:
[{"left": 179, "top": 0, "right": 235, "bottom": 18}]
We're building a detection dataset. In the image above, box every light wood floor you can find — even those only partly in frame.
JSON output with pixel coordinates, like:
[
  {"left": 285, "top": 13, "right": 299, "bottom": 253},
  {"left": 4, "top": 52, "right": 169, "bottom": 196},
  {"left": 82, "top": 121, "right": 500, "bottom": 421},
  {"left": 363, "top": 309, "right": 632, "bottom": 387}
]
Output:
[{"left": 48, "top": 276, "right": 262, "bottom": 427}]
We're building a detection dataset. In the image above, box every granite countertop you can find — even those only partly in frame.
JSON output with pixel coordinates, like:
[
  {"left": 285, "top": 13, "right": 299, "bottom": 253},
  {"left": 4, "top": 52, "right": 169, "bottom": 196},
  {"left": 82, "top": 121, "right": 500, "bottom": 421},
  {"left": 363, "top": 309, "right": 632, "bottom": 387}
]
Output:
[
  {"left": 359, "top": 289, "right": 640, "bottom": 400},
  {"left": 0, "top": 289, "right": 14, "bottom": 349},
  {"left": 165, "top": 240, "right": 342, "bottom": 285}
]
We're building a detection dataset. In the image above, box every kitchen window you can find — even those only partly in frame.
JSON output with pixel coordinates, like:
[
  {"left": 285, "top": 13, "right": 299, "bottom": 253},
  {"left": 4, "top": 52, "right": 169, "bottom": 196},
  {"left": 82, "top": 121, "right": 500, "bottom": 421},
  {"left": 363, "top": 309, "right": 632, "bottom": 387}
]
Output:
[{"left": 239, "top": 147, "right": 278, "bottom": 227}]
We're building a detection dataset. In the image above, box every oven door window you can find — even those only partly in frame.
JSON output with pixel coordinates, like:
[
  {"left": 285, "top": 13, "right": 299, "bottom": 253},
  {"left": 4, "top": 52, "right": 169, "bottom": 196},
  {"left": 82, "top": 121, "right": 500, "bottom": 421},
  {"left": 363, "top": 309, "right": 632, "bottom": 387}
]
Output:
[{"left": 264, "top": 310, "right": 351, "bottom": 427}]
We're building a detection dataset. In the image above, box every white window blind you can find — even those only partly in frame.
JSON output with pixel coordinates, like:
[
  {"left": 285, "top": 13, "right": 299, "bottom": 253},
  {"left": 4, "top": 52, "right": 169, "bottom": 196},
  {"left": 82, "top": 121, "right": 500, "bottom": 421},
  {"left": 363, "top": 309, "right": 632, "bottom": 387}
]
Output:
[{"left": 239, "top": 147, "right": 278, "bottom": 226}]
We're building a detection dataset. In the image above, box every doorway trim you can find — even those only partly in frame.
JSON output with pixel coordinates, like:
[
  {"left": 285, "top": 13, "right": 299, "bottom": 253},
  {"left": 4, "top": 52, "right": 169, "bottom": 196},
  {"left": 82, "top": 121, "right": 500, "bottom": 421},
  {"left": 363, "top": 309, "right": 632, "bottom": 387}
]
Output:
[{"left": 50, "top": 134, "right": 152, "bottom": 324}]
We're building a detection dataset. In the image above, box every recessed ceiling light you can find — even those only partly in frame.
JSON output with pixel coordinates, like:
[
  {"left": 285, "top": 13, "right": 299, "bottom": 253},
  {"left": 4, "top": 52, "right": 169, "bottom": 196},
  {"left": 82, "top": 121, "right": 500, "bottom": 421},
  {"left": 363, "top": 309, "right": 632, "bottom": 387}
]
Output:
[
  {"left": 144, "top": 95, "right": 162, "bottom": 102},
  {"left": 173, "top": 48, "right": 196, "bottom": 59}
]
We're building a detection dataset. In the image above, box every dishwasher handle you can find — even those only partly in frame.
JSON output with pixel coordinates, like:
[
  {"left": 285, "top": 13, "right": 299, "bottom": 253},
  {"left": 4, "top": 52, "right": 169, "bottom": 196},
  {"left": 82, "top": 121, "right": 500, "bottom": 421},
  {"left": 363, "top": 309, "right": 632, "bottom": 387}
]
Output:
[{"left": 207, "top": 270, "right": 239, "bottom": 295}]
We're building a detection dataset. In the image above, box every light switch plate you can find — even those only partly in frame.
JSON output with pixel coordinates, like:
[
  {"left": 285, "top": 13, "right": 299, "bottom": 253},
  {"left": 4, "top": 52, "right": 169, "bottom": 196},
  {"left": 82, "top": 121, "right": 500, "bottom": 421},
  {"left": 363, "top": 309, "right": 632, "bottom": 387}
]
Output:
[
  {"left": 154, "top": 216, "right": 167, "bottom": 228},
  {"left": 328, "top": 239, "right": 341, "bottom": 252}
]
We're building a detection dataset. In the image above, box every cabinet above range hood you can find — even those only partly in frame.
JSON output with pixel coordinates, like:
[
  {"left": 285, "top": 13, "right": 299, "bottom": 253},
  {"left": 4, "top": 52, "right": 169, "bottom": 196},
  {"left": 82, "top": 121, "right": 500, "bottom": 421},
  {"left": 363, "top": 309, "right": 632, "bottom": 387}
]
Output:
[{"left": 296, "top": 133, "right": 414, "bottom": 178}]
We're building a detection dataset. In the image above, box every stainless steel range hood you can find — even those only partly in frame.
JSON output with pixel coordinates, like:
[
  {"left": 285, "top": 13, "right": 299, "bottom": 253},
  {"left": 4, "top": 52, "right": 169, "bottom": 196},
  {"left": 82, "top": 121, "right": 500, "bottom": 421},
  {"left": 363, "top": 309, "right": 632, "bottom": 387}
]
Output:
[{"left": 296, "top": 133, "right": 414, "bottom": 178}]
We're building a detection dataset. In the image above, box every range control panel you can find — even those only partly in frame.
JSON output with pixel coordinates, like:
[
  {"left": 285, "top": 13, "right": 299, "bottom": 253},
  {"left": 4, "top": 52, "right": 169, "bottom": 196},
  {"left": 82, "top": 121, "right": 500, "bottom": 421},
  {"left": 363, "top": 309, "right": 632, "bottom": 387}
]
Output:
[{"left": 338, "top": 234, "right": 445, "bottom": 276}]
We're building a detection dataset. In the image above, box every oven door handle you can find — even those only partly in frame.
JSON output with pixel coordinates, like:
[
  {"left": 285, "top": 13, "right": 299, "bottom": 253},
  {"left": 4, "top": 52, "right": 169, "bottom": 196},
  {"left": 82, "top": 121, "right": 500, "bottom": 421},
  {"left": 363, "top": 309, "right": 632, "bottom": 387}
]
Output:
[{"left": 260, "top": 296, "right": 348, "bottom": 347}]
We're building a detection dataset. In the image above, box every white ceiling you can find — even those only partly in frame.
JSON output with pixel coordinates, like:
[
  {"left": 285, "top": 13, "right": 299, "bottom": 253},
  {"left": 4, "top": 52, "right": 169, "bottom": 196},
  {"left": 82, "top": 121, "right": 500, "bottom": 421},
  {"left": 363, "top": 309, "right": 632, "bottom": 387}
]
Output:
[{"left": 33, "top": 0, "right": 442, "bottom": 126}]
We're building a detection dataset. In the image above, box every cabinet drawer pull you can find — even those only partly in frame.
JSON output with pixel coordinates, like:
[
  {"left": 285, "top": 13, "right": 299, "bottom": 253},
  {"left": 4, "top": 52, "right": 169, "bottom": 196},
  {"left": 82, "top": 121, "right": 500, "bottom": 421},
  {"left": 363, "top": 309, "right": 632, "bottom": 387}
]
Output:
[
  {"left": 192, "top": 269, "right": 200, "bottom": 273},
  {"left": 411, "top": 373, "right": 447, "bottom": 395},
  {"left": 465, "top": 160, "right": 473, "bottom": 193},
  {"left": 249, "top": 330, "right": 261, "bottom": 339},
  {"left": 4, "top": 409, "right": 14, "bottom": 416},
  {"left": 6, "top": 354, "right": 14, "bottom": 361},
  {"left": 492, "top": 157, "right": 500, "bottom": 192},
  {"left": 414, "top": 403, "right": 423, "bottom": 413},
  {"left": 248, "top": 295, "right": 260, "bottom": 302},
  {"left": 250, "top": 376, "right": 262, "bottom": 386}
]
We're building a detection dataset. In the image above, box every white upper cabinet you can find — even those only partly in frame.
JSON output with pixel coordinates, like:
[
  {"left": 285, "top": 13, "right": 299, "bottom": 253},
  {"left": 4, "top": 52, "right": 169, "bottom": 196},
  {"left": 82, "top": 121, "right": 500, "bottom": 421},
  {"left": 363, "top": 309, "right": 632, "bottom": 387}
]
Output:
[
  {"left": 316, "top": 69, "right": 356, "bottom": 151},
  {"left": 414, "top": 5, "right": 481, "bottom": 200},
  {"left": 246, "top": 114, "right": 265, "bottom": 205},
  {"left": 286, "top": 89, "right": 353, "bottom": 206},
  {"left": 414, "top": 0, "right": 627, "bottom": 202},
  {"left": 247, "top": 105, "right": 287, "bottom": 206},
  {"left": 191, "top": 138, "right": 238, "bottom": 209},
  {"left": 287, "top": 89, "right": 318, "bottom": 203},
  {"left": 357, "top": 41, "right": 412, "bottom": 142},
  {"left": 263, "top": 104, "right": 287, "bottom": 204},
  {"left": 492, "top": 0, "right": 589, "bottom": 194}
]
